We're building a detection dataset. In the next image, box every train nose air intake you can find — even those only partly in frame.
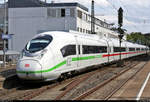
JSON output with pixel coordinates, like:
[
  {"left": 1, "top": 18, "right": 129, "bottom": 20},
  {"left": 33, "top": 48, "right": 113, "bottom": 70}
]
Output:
[{"left": 17, "top": 60, "right": 43, "bottom": 80}]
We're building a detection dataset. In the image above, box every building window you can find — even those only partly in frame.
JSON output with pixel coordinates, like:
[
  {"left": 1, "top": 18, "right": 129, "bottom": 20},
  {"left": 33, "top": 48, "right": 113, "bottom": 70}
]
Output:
[
  {"left": 77, "top": 27, "right": 80, "bottom": 32},
  {"left": 86, "top": 14, "right": 88, "bottom": 21},
  {"left": 82, "top": 13, "right": 86, "bottom": 20},
  {"left": 83, "top": 29, "right": 85, "bottom": 33},
  {"left": 61, "top": 9, "right": 65, "bottom": 17},
  {"left": 86, "top": 30, "right": 88, "bottom": 33},
  {"left": 70, "top": 8, "right": 75, "bottom": 17},
  {"left": 61, "top": 45, "right": 76, "bottom": 57},
  {"left": 77, "top": 10, "right": 82, "bottom": 19},
  {"left": 47, "top": 8, "right": 56, "bottom": 17},
  {"left": 80, "top": 28, "right": 82, "bottom": 32}
]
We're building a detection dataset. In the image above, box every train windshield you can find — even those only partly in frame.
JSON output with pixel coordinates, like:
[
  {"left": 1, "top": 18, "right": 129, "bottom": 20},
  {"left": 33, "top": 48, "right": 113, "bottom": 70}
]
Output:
[{"left": 26, "top": 35, "right": 53, "bottom": 53}]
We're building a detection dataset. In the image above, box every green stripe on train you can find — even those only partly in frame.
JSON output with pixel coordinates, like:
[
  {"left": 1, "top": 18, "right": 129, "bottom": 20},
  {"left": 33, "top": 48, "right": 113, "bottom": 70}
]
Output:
[
  {"left": 72, "top": 55, "right": 102, "bottom": 61},
  {"left": 17, "top": 60, "right": 67, "bottom": 74},
  {"left": 16, "top": 55, "right": 103, "bottom": 74}
]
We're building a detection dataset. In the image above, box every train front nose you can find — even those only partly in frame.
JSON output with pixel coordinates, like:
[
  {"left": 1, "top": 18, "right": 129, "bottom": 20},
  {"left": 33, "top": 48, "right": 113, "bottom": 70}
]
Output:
[{"left": 17, "top": 60, "right": 43, "bottom": 80}]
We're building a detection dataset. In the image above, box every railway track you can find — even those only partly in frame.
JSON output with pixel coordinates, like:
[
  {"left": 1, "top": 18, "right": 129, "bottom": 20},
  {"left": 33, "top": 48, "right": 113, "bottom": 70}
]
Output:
[
  {"left": 0, "top": 62, "right": 111, "bottom": 100},
  {"left": 0, "top": 55, "right": 147, "bottom": 100},
  {"left": 31, "top": 57, "right": 140, "bottom": 100},
  {"left": 73, "top": 60, "right": 148, "bottom": 100},
  {"left": 54, "top": 62, "right": 131, "bottom": 100},
  {"left": 23, "top": 64, "right": 119, "bottom": 100}
]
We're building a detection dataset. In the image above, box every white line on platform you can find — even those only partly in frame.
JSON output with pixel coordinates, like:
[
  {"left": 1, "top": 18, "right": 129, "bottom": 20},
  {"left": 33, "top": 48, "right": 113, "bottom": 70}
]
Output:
[{"left": 136, "top": 72, "right": 150, "bottom": 100}]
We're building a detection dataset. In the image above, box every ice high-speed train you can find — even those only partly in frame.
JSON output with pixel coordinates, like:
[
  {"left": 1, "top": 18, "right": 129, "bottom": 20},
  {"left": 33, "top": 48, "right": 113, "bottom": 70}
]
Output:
[{"left": 16, "top": 31, "right": 149, "bottom": 81}]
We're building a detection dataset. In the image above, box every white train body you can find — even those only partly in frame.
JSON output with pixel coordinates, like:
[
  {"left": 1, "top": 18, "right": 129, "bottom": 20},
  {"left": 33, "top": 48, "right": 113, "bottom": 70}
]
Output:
[{"left": 16, "top": 31, "right": 149, "bottom": 81}]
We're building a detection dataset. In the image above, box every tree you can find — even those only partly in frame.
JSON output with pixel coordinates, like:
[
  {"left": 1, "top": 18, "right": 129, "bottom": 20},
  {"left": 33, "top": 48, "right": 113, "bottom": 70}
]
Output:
[{"left": 127, "top": 32, "right": 150, "bottom": 47}]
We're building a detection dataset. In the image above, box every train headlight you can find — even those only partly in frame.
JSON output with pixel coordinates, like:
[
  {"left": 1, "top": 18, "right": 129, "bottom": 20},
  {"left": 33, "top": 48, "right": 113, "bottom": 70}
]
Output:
[{"left": 37, "top": 49, "right": 48, "bottom": 59}]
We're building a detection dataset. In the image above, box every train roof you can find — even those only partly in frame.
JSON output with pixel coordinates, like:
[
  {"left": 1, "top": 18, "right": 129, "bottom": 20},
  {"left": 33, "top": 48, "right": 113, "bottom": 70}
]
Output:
[
  {"left": 36, "top": 31, "right": 148, "bottom": 48},
  {"left": 40, "top": 31, "right": 108, "bottom": 45}
]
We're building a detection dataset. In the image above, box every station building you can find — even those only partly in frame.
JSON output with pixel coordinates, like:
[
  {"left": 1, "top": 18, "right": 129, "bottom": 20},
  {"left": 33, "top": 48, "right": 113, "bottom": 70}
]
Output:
[{"left": 8, "top": 0, "right": 125, "bottom": 52}]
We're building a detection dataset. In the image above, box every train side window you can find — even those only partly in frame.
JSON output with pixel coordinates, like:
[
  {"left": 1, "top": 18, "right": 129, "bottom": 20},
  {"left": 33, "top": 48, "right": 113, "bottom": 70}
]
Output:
[
  {"left": 99, "top": 46, "right": 107, "bottom": 53},
  {"left": 129, "top": 48, "right": 135, "bottom": 51},
  {"left": 114, "top": 47, "right": 120, "bottom": 52},
  {"left": 141, "top": 48, "right": 144, "bottom": 51},
  {"left": 61, "top": 45, "right": 76, "bottom": 57},
  {"left": 136, "top": 48, "right": 140, "bottom": 51},
  {"left": 121, "top": 47, "right": 126, "bottom": 52},
  {"left": 114, "top": 47, "right": 126, "bottom": 52},
  {"left": 83, "top": 45, "right": 107, "bottom": 54},
  {"left": 82, "top": 45, "right": 89, "bottom": 54}
]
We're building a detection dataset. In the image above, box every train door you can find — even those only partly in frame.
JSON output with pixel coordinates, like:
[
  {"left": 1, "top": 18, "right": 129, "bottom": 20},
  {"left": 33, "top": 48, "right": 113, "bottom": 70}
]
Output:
[
  {"left": 109, "top": 39, "right": 115, "bottom": 62},
  {"left": 105, "top": 40, "right": 110, "bottom": 63},
  {"left": 65, "top": 43, "right": 78, "bottom": 70},
  {"left": 74, "top": 36, "right": 82, "bottom": 69},
  {"left": 124, "top": 42, "right": 128, "bottom": 59},
  {"left": 74, "top": 36, "right": 80, "bottom": 68}
]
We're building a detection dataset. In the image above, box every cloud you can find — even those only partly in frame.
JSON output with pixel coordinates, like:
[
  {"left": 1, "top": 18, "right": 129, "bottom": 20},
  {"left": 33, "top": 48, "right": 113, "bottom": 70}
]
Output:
[
  {"left": 96, "top": 15, "right": 145, "bottom": 33},
  {"left": 96, "top": 15, "right": 136, "bottom": 25},
  {"left": 93, "top": 0, "right": 110, "bottom": 7},
  {"left": 121, "top": 0, "right": 150, "bottom": 8}
]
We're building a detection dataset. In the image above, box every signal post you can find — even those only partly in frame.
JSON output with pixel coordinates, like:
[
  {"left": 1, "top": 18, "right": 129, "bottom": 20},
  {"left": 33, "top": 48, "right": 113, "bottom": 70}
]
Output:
[{"left": 117, "top": 7, "right": 124, "bottom": 67}]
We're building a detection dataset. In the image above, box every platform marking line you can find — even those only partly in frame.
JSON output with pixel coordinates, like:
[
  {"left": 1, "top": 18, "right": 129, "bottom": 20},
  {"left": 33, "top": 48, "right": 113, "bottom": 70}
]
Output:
[{"left": 136, "top": 72, "right": 150, "bottom": 100}]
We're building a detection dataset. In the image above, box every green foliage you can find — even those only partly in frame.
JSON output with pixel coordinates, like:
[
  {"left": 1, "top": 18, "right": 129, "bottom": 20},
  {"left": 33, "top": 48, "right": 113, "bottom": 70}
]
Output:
[{"left": 127, "top": 32, "right": 150, "bottom": 46}]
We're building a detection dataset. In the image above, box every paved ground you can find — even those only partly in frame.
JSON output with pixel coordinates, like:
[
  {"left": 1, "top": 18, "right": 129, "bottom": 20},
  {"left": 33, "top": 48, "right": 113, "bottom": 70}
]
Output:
[{"left": 110, "top": 60, "right": 150, "bottom": 100}]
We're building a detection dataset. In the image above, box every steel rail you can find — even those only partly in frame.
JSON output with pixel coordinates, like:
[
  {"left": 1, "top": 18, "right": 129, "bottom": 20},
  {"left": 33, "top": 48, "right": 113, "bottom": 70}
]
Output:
[
  {"left": 73, "top": 61, "right": 141, "bottom": 100},
  {"left": 104, "top": 61, "right": 148, "bottom": 100}
]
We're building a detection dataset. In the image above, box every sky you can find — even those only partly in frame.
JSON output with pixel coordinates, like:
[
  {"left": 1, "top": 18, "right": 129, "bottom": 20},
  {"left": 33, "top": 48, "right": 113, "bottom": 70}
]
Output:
[{"left": 0, "top": 0, "right": 150, "bottom": 34}]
